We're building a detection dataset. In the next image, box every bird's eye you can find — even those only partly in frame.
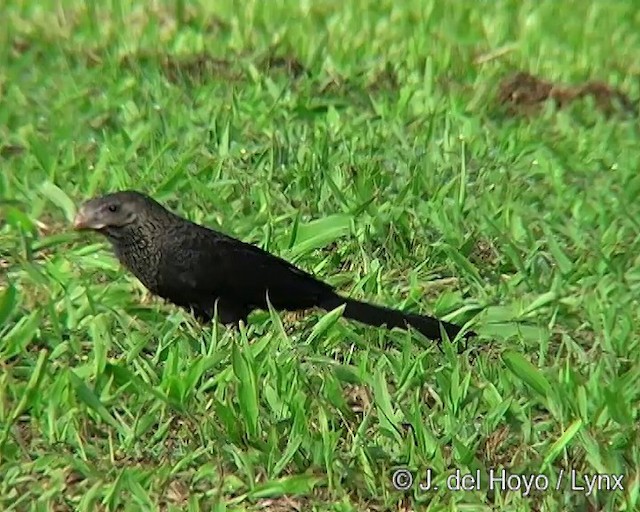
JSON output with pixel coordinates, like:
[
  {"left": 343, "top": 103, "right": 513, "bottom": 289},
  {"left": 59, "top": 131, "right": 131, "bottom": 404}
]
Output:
[{"left": 108, "top": 204, "right": 118, "bottom": 212}]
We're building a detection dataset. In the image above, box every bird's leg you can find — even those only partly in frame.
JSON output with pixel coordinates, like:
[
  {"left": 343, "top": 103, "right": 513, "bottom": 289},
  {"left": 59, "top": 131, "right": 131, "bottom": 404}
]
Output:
[
  {"left": 212, "top": 298, "right": 250, "bottom": 326},
  {"left": 189, "top": 298, "right": 249, "bottom": 327},
  {"left": 190, "top": 306, "right": 213, "bottom": 324}
]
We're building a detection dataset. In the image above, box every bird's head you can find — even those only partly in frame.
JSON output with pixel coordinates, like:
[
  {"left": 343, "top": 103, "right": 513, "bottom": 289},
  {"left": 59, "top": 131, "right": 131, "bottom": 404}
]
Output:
[{"left": 73, "top": 190, "right": 158, "bottom": 236}]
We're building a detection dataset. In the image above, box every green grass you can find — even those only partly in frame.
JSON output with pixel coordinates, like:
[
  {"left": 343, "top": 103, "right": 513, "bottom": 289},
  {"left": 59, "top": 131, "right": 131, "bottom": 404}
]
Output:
[{"left": 1, "top": 0, "right": 640, "bottom": 510}]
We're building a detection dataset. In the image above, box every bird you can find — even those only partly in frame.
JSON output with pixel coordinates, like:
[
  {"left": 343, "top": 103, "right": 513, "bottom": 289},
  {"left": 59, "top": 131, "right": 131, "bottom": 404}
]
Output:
[{"left": 72, "top": 190, "right": 472, "bottom": 341}]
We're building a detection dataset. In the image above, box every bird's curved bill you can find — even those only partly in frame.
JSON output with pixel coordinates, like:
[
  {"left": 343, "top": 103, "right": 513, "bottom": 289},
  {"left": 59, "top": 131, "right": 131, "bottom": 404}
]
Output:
[{"left": 73, "top": 208, "right": 105, "bottom": 231}]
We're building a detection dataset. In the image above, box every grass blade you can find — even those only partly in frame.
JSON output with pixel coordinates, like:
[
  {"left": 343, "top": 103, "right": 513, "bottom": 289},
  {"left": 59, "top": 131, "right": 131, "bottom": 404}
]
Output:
[{"left": 502, "top": 351, "right": 552, "bottom": 398}]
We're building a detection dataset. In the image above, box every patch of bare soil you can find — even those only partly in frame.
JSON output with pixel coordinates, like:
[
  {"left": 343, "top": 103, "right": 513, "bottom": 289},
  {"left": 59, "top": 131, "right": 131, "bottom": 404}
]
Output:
[
  {"left": 260, "top": 54, "right": 309, "bottom": 79},
  {"left": 0, "top": 144, "right": 26, "bottom": 159},
  {"left": 470, "top": 237, "right": 499, "bottom": 267},
  {"left": 120, "top": 52, "right": 243, "bottom": 84},
  {"left": 497, "top": 71, "right": 636, "bottom": 116},
  {"left": 120, "top": 50, "right": 312, "bottom": 85},
  {"left": 316, "top": 64, "right": 400, "bottom": 99}
]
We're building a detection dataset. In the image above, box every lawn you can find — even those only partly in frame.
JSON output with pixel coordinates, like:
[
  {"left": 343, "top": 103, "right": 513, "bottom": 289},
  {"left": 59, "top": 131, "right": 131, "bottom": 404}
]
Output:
[{"left": 1, "top": 0, "right": 639, "bottom": 510}]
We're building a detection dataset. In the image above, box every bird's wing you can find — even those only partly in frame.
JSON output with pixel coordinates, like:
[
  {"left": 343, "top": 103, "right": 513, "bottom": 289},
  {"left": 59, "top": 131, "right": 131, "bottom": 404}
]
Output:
[{"left": 157, "top": 227, "right": 334, "bottom": 310}]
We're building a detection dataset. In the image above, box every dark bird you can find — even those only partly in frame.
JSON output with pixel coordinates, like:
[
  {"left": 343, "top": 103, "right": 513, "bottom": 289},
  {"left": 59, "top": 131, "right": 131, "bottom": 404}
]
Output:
[{"left": 73, "top": 191, "right": 472, "bottom": 341}]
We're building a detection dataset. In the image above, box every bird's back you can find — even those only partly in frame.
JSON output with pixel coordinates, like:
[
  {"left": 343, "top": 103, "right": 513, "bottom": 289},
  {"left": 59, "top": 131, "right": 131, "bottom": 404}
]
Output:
[{"left": 154, "top": 217, "right": 335, "bottom": 312}]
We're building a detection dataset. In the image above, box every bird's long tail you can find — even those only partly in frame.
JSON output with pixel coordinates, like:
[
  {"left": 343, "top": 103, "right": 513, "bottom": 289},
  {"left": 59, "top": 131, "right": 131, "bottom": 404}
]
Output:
[{"left": 320, "top": 294, "right": 469, "bottom": 341}]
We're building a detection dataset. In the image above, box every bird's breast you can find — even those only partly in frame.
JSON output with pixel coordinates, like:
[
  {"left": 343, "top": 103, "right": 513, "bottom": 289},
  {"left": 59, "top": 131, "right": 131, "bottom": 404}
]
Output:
[{"left": 114, "top": 241, "right": 162, "bottom": 293}]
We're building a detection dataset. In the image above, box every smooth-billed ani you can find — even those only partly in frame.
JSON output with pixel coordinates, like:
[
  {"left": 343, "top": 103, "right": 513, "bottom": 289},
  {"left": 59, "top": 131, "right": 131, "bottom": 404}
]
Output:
[{"left": 73, "top": 191, "right": 472, "bottom": 341}]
